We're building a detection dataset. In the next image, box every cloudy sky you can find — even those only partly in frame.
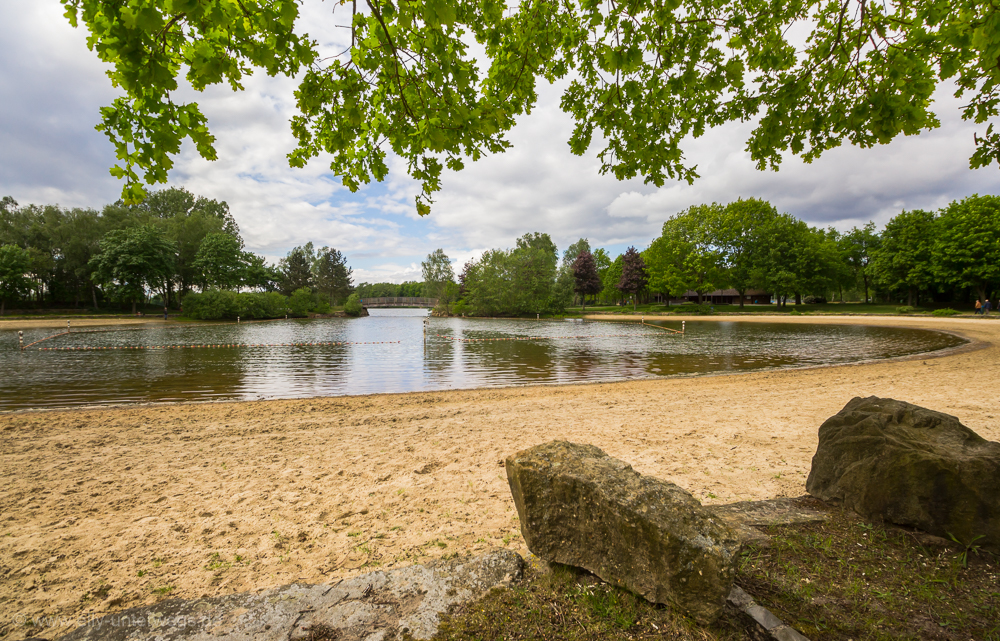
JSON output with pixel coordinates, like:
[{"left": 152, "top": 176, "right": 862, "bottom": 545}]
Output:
[{"left": 2, "top": 2, "right": 998, "bottom": 283}]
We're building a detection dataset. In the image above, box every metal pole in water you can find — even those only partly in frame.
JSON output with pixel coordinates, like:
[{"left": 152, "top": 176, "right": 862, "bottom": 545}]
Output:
[
  {"left": 18, "top": 331, "right": 23, "bottom": 350},
  {"left": 237, "top": 316, "right": 240, "bottom": 324},
  {"left": 682, "top": 321, "right": 685, "bottom": 334},
  {"left": 67, "top": 320, "right": 71, "bottom": 332}
]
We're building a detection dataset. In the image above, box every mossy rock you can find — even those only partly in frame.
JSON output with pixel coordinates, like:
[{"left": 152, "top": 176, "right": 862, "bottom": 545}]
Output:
[
  {"left": 806, "top": 396, "right": 1000, "bottom": 548},
  {"left": 505, "top": 441, "right": 743, "bottom": 624}
]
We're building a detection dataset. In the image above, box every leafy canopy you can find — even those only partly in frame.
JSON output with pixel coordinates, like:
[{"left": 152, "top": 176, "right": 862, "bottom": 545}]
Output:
[
  {"left": 89, "top": 224, "right": 177, "bottom": 308},
  {"left": 421, "top": 248, "right": 456, "bottom": 299},
  {"left": 63, "top": 0, "right": 1000, "bottom": 211},
  {"left": 0, "top": 244, "right": 33, "bottom": 313},
  {"left": 933, "top": 194, "right": 1000, "bottom": 300}
]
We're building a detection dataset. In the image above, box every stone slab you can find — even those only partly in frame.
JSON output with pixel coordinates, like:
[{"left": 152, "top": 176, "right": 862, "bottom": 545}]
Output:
[{"left": 57, "top": 550, "right": 523, "bottom": 641}]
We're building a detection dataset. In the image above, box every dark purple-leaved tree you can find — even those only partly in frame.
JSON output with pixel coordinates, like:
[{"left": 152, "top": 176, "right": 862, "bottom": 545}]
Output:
[
  {"left": 618, "top": 246, "right": 648, "bottom": 311},
  {"left": 571, "top": 250, "right": 602, "bottom": 310}
]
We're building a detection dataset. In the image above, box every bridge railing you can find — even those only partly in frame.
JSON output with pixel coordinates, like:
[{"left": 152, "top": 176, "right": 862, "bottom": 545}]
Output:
[{"left": 363, "top": 297, "right": 439, "bottom": 307}]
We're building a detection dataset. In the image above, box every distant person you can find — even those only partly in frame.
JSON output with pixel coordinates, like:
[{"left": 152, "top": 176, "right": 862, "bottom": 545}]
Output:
[
  {"left": 985, "top": 299, "right": 992, "bottom": 316},
  {"left": 975, "top": 299, "right": 982, "bottom": 314}
]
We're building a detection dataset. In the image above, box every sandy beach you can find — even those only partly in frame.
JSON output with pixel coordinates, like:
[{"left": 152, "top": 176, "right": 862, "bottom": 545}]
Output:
[
  {"left": 0, "top": 317, "right": 169, "bottom": 330},
  {"left": 1, "top": 314, "right": 997, "bottom": 639}
]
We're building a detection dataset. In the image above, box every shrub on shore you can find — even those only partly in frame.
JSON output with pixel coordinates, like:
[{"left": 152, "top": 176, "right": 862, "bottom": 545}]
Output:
[
  {"left": 182, "top": 288, "right": 330, "bottom": 320},
  {"left": 932, "top": 308, "right": 960, "bottom": 317},
  {"left": 344, "top": 293, "right": 363, "bottom": 316}
]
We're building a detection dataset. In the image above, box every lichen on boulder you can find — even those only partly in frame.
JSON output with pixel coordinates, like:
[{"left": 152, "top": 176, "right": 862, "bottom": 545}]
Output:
[
  {"left": 806, "top": 396, "right": 1000, "bottom": 548},
  {"left": 505, "top": 440, "right": 743, "bottom": 624}
]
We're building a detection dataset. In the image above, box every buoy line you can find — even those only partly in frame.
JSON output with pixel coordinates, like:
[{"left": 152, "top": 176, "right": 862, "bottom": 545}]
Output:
[
  {"left": 21, "top": 331, "right": 72, "bottom": 349},
  {"left": 35, "top": 341, "right": 401, "bottom": 351},
  {"left": 641, "top": 321, "right": 683, "bottom": 334},
  {"left": 433, "top": 333, "right": 669, "bottom": 343},
  {"left": 19, "top": 316, "right": 329, "bottom": 350}
]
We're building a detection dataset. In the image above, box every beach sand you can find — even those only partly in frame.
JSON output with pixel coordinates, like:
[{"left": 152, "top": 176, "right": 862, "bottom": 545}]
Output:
[
  {"left": 1, "top": 314, "right": 997, "bottom": 639},
  {"left": 0, "top": 318, "right": 169, "bottom": 330}
]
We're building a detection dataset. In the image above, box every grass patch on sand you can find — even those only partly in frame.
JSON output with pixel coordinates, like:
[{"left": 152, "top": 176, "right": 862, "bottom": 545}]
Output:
[
  {"left": 431, "top": 506, "right": 999, "bottom": 641},
  {"left": 431, "top": 562, "right": 745, "bottom": 641},
  {"left": 740, "top": 507, "right": 1000, "bottom": 640}
]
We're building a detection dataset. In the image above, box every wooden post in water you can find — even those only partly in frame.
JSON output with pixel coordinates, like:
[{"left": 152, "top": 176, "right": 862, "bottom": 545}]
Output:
[
  {"left": 18, "top": 331, "right": 23, "bottom": 350},
  {"left": 67, "top": 321, "right": 71, "bottom": 332},
  {"left": 682, "top": 321, "right": 686, "bottom": 334}
]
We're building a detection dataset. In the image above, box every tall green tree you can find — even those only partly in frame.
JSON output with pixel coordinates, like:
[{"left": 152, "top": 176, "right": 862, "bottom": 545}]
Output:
[
  {"left": 242, "top": 253, "right": 280, "bottom": 292},
  {"left": 871, "top": 210, "right": 937, "bottom": 306},
  {"left": 840, "top": 223, "right": 882, "bottom": 304},
  {"left": 714, "top": 198, "right": 780, "bottom": 308},
  {"left": 591, "top": 248, "right": 612, "bottom": 275},
  {"left": 752, "top": 215, "right": 817, "bottom": 306},
  {"left": 0, "top": 197, "right": 28, "bottom": 247},
  {"left": 192, "top": 232, "right": 245, "bottom": 291},
  {"left": 462, "top": 233, "right": 567, "bottom": 316},
  {"left": 141, "top": 187, "right": 239, "bottom": 236},
  {"left": 101, "top": 187, "right": 237, "bottom": 301},
  {"left": 934, "top": 195, "right": 1000, "bottom": 303},
  {"left": 313, "top": 247, "right": 353, "bottom": 304},
  {"left": 645, "top": 206, "right": 725, "bottom": 304},
  {"left": 514, "top": 233, "right": 565, "bottom": 315},
  {"left": 820, "top": 227, "right": 858, "bottom": 303},
  {"left": 461, "top": 250, "right": 511, "bottom": 317},
  {"left": 561, "top": 238, "right": 591, "bottom": 273},
  {"left": 279, "top": 243, "right": 316, "bottom": 295},
  {"left": 600, "top": 254, "right": 624, "bottom": 305},
  {"left": 0, "top": 244, "right": 32, "bottom": 315},
  {"left": 90, "top": 225, "right": 176, "bottom": 314},
  {"left": 50, "top": 207, "right": 107, "bottom": 308},
  {"left": 421, "top": 249, "right": 455, "bottom": 299}
]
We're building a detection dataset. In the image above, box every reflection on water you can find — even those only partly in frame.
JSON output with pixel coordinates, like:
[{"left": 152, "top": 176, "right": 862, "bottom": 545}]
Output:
[{"left": 0, "top": 310, "right": 964, "bottom": 410}]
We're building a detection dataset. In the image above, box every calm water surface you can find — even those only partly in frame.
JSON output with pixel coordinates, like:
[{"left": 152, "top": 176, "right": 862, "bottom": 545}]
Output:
[{"left": 0, "top": 310, "right": 965, "bottom": 410}]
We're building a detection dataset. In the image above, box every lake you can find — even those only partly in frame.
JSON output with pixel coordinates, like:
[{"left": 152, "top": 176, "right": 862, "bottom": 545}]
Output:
[{"left": 0, "top": 310, "right": 965, "bottom": 410}]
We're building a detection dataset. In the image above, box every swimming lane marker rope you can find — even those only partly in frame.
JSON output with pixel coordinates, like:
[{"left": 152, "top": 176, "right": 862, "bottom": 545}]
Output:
[
  {"left": 35, "top": 341, "right": 401, "bottom": 351},
  {"left": 434, "top": 333, "right": 672, "bottom": 343},
  {"left": 21, "top": 331, "right": 72, "bottom": 350},
  {"left": 641, "top": 318, "right": 685, "bottom": 334}
]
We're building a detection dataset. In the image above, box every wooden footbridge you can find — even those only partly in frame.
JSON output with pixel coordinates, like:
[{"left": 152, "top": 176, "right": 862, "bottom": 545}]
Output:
[{"left": 362, "top": 297, "right": 438, "bottom": 308}]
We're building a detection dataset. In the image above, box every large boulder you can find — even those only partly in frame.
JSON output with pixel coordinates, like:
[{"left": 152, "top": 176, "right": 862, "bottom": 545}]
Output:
[
  {"left": 505, "top": 441, "right": 743, "bottom": 624},
  {"left": 807, "top": 396, "right": 1000, "bottom": 547}
]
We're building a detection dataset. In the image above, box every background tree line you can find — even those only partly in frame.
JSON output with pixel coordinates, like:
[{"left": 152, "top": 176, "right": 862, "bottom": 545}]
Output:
[
  {"left": 4, "top": 188, "right": 996, "bottom": 318},
  {"left": 355, "top": 282, "right": 424, "bottom": 299},
  {"left": 636, "top": 194, "right": 1000, "bottom": 309},
  {"left": 0, "top": 189, "right": 355, "bottom": 317},
  {"left": 417, "top": 193, "right": 1000, "bottom": 318}
]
